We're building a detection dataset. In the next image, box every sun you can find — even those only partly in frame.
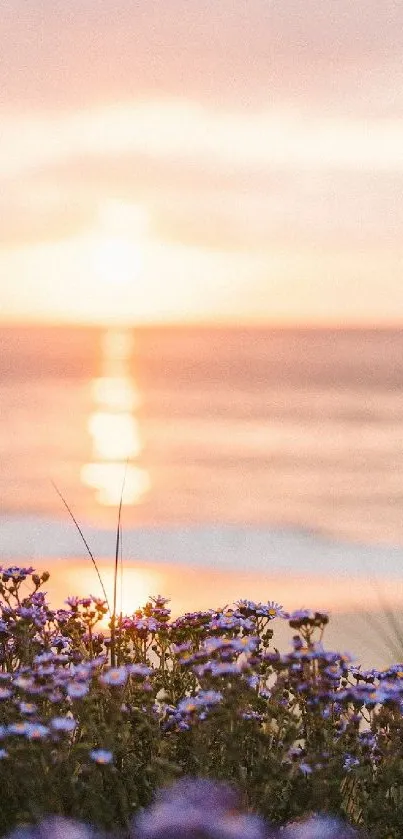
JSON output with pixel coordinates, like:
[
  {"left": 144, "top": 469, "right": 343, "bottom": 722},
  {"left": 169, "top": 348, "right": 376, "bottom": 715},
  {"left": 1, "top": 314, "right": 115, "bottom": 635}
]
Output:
[
  {"left": 91, "top": 200, "right": 148, "bottom": 289},
  {"left": 63, "top": 565, "right": 164, "bottom": 624},
  {"left": 99, "top": 567, "right": 163, "bottom": 618}
]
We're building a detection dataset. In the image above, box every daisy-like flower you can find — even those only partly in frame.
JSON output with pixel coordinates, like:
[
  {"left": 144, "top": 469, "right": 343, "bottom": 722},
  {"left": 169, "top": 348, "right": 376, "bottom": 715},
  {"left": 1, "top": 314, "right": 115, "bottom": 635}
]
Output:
[
  {"left": 127, "top": 663, "right": 153, "bottom": 678},
  {"left": 33, "top": 652, "right": 55, "bottom": 665},
  {"left": 8, "top": 722, "right": 30, "bottom": 736},
  {"left": 51, "top": 716, "right": 77, "bottom": 732},
  {"left": 283, "top": 815, "right": 357, "bottom": 838},
  {"left": 236, "top": 599, "right": 284, "bottom": 619},
  {"left": 202, "top": 638, "right": 234, "bottom": 654},
  {"left": 7, "top": 816, "right": 95, "bottom": 839},
  {"left": 241, "top": 710, "right": 263, "bottom": 722},
  {"left": 100, "top": 666, "right": 127, "bottom": 687},
  {"left": 25, "top": 723, "right": 49, "bottom": 740},
  {"left": 66, "top": 596, "right": 80, "bottom": 609},
  {"left": 209, "top": 615, "right": 254, "bottom": 632},
  {"left": 13, "top": 676, "right": 34, "bottom": 691},
  {"left": 287, "top": 609, "right": 329, "bottom": 629},
  {"left": 0, "top": 687, "right": 12, "bottom": 700},
  {"left": 196, "top": 690, "right": 223, "bottom": 707},
  {"left": 209, "top": 662, "right": 240, "bottom": 677},
  {"left": 265, "top": 600, "right": 284, "bottom": 618},
  {"left": 89, "top": 748, "right": 113, "bottom": 764},
  {"left": 177, "top": 698, "right": 199, "bottom": 714},
  {"left": 133, "top": 778, "right": 266, "bottom": 839},
  {"left": 67, "top": 681, "right": 89, "bottom": 699},
  {"left": 343, "top": 754, "right": 360, "bottom": 772},
  {"left": 19, "top": 702, "right": 37, "bottom": 715},
  {"left": 230, "top": 636, "right": 260, "bottom": 653},
  {"left": 1, "top": 566, "right": 34, "bottom": 580}
]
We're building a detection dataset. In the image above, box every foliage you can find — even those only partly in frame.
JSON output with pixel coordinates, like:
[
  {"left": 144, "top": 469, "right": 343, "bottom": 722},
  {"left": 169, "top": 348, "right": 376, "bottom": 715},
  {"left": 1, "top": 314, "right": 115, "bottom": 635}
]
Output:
[{"left": 0, "top": 566, "right": 402, "bottom": 837}]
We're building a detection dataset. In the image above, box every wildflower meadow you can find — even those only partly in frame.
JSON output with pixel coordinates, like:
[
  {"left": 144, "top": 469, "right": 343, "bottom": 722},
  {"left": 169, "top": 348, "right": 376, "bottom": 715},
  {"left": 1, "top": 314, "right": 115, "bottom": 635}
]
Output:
[{"left": 0, "top": 565, "right": 402, "bottom": 838}]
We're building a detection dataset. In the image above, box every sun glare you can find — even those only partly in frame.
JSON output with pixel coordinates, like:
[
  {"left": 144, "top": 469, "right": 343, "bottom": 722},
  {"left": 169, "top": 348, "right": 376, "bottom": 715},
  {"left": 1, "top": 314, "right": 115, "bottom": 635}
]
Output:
[
  {"left": 101, "top": 567, "right": 163, "bottom": 622},
  {"left": 81, "top": 462, "right": 150, "bottom": 506},
  {"left": 65, "top": 566, "right": 164, "bottom": 622},
  {"left": 91, "top": 200, "right": 148, "bottom": 290}
]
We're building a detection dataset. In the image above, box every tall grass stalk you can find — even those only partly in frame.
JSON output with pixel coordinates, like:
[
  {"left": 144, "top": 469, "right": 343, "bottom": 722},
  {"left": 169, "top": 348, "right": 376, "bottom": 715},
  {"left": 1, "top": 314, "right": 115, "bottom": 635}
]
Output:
[
  {"left": 110, "top": 463, "right": 127, "bottom": 667},
  {"left": 51, "top": 480, "right": 110, "bottom": 612}
]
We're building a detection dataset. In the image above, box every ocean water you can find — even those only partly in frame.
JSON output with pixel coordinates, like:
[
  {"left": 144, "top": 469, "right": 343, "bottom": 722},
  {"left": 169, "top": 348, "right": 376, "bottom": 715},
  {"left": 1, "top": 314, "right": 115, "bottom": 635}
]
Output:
[{"left": 1, "top": 324, "right": 403, "bottom": 664}]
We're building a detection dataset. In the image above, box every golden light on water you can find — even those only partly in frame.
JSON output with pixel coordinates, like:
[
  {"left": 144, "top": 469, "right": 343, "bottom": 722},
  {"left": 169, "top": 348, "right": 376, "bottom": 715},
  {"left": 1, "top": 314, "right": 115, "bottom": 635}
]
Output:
[
  {"left": 88, "top": 412, "right": 142, "bottom": 460},
  {"left": 81, "top": 327, "right": 150, "bottom": 507},
  {"left": 91, "top": 377, "right": 141, "bottom": 412},
  {"left": 81, "top": 462, "right": 150, "bottom": 506}
]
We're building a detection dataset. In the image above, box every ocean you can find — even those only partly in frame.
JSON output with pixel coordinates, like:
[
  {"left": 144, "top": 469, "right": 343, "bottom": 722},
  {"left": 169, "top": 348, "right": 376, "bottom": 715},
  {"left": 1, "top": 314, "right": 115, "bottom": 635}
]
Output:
[{"left": 1, "top": 325, "right": 403, "bottom": 665}]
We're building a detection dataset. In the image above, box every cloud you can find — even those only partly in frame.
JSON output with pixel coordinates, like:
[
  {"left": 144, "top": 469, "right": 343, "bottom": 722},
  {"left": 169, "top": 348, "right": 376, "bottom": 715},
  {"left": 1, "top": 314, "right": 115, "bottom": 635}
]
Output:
[
  {"left": 1, "top": 2, "right": 403, "bottom": 324},
  {"left": 1, "top": 1, "right": 403, "bottom": 115},
  {"left": 2, "top": 99, "right": 403, "bottom": 252},
  {"left": 3, "top": 99, "right": 403, "bottom": 183}
]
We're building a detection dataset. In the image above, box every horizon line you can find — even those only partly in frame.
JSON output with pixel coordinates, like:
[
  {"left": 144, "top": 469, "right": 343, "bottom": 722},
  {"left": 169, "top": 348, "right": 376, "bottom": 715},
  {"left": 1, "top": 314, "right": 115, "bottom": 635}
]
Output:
[{"left": 1, "top": 317, "right": 403, "bottom": 332}]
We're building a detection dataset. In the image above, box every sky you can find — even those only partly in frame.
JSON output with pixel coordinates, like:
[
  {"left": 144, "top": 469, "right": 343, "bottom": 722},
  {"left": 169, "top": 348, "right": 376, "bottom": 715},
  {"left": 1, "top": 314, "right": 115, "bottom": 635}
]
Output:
[{"left": 1, "top": 0, "right": 403, "bottom": 325}]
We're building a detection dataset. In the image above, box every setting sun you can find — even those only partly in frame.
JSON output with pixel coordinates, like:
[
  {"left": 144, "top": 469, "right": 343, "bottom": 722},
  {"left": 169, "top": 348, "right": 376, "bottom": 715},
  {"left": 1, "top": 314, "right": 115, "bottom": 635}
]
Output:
[
  {"left": 91, "top": 200, "right": 148, "bottom": 289},
  {"left": 98, "top": 566, "right": 163, "bottom": 619},
  {"left": 54, "top": 564, "right": 164, "bottom": 620}
]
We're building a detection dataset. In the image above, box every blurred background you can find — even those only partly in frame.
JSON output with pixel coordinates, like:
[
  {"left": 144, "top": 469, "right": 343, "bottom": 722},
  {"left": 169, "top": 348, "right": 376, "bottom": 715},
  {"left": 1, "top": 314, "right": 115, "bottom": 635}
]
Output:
[{"left": 1, "top": 1, "right": 403, "bottom": 665}]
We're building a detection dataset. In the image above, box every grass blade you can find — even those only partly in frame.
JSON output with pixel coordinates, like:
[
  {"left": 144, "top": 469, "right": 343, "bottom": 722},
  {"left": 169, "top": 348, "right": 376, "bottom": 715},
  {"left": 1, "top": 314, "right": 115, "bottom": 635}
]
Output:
[
  {"left": 51, "top": 480, "right": 110, "bottom": 613},
  {"left": 110, "top": 461, "right": 128, "bottom": 666}
]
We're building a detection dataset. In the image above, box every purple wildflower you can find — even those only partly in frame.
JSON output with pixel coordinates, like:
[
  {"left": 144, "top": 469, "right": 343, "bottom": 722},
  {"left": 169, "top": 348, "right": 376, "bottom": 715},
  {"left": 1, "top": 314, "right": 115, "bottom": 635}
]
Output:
[
  {"left": 127, "top": 663, "right": 153, "bottom": 678},
  {"left": 14, "top": 676, "right": 34, "bottom": 691},
  {"left": 25, "top": 723, "right": 49, "bottom": 740},
  {"left": 196, "top": 690, "right": 223, "bottom": 706},
  {"left": 6, "top": 817, "right": 95, "bottom": 839},
  {"left": 283, "top": 815, "right": 358, "bottom": 838},
  {"left": 1, "top": 566, "right": 35, "bottom": 580},
  {"left": 123, "top": 616, "right": 159, "bottom": 633},
  {"left": 8, "top": 722, "right": 49, "bottom": 739},
  {"left": 230, "top": 636, "right": 260, "bottom": 653},
  {"left": 210, "top": 661, "right": 242, "bottom": 677},
  {"left": 51, "top": 716, "right": 77, "bottom": 732},
  {"left": 8, "top": 722, "right": 31, "bottom": 736},
  {"left": 133, "top": 778, "right": 266, "bottom": 839},
  {"left": 172, "top": 642, "right": 193, "bottom": 655},
  {"left": 19, "top": 702, "right": 37, "bottom": 715},
  {"left": 177, "top": 697, "right": 200, "bottom": 715},
  {"left": 0, "top": 687, "right": 12, "bottom": 700},
  {"left": 299, "top": 762, "right": 313, "bottom": 776},
  {"left": 343, "top": 754, "right": 360, "bottom": 772},
  {"left": 100, "top": 666, "right": 127, "bottom": 687},
  {"left": 209, "top": 615, "right": 254, "bottom": 632},
  {"left": 236, "top": 600, "right": 284, "bottom": 618},
  {"left": 89, "top": 748, "right": 113, "bottom": 764},
  {"left": 241, "top": 710, "right": 263, "bottom": 721},
  {"left": 33, "top": 652, "right": 55, "bottom": 665},
  {"left": 66, "top": 596, "right": 80, "bottom": 609},
  {"left": 67, "top": 681, "right": 89, "bottom": 699}
]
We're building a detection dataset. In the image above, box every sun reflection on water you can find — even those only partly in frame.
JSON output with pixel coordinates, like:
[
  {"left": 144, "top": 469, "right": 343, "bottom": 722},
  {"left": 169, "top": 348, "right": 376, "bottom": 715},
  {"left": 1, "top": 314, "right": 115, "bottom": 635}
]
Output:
[{"left": 81, "top": 328, "right": 150, "bottom": 507}]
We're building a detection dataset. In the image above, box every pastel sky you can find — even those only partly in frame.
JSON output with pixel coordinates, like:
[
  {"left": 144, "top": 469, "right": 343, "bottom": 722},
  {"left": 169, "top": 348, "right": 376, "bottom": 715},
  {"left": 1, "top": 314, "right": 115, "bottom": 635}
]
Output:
[{"left": 1, "top": 0, "right": 403, "bottom": 325}]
